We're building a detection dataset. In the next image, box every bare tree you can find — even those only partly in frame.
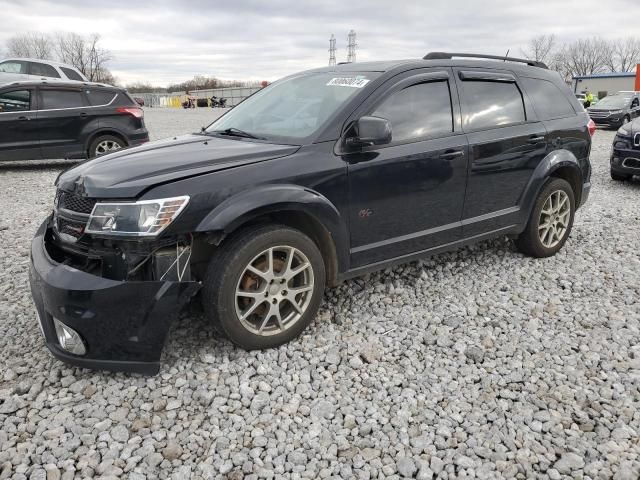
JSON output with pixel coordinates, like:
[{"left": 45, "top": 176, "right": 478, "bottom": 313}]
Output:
[
  {"left": 520, "top": 34, "right": 557, "bottom": 65},
  {"left": 614, "top": 37, "right": 640, "bottom": 72},
  {"left": 5, "top": 33, "right": 54, "bottom": 59},
  {"left": 56, "top": 33, "right": 112, "bottom": 82},
  {"left": 559, "top": 37, "right": 612, "bottom": 77}
]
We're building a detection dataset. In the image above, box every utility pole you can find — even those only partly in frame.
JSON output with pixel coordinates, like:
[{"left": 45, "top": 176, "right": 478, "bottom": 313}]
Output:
[
  {"left": 328, "top": 34, "right": 336, "bottom": 66},
  {"left": 346, "top": 30, "right": 357, "bottom": 63}
]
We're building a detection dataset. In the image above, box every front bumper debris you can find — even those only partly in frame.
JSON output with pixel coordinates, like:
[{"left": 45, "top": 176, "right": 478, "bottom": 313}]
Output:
[{"left": 29, "top": 221, "right": 199, "bottom": 374}]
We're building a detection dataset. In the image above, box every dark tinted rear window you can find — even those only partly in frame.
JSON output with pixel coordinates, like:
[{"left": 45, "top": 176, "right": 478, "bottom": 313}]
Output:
[
  {"left": 40, "top": 90, "right": 85, "bottom": 109},
  {"left": 29, "top": 62, "right": 60, "bottom": 78},
  {"left": 460, "top": 81, "right": 526, "bottom": 130},
  {"left": 85, "top": 89, "right": 116, "bottom": 106},
  {"left": 521, "top": 77, "right": 576, "bottom": 120},
  {"left": 60, "top": 67, "right": 84, "bottom": 81}
]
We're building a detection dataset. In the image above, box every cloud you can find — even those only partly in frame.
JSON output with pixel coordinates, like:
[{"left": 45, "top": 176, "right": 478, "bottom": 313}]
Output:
[{"left": 0, "top": 0, "right": 637, "bottom": 86}]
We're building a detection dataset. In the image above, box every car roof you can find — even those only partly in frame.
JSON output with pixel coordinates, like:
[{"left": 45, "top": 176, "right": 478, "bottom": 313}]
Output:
[
  {"left": 0, "top": 79, "right": 118, "bottom": 90},
  {"left": 1, "top": 57, "right": 82, "bottom": 70},
  {"left": 306, "top": 57, "right": 557, "bottom": 79}
]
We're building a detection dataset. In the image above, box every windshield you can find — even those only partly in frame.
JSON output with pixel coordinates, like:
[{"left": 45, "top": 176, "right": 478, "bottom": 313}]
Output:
[
  {"left": 205, "top": 72, "right": 380, "bottom": 143},
  {"left": 595, "top": 95, "right": 631, "bottom": 108}
]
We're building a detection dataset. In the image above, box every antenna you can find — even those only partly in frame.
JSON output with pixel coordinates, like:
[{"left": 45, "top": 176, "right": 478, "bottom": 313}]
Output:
[
  {"left": 329, "top": 34, "right": 336, "bottom": 66},
  {"left": 504, "top": 49, "right": 510, "bottom": 62},
  {"left": 347, "top": 30, "right": 357, "bottom": 63}
]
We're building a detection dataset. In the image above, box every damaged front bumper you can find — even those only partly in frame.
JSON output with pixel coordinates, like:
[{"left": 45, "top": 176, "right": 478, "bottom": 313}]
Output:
[{"left": 28, "top": 220, "right": 199, "bottom": 375}]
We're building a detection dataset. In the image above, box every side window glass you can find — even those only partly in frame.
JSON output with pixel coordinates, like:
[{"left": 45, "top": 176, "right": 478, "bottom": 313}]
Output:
[
  {"left": 85, "top": 89, "right": 116, "bottom": 106},
  {"left": 40, "top": 90, "right": 84, "bottom": 109},
  {"left": 0, "top": 61, "right": 26, "bottom": 74},
  {"left": 0, "top": 90, "right": 31, "bottom": 112},
  {"left": 29, "top": 62, "right": 61, "bottom": 79},
  {"left": 521, "top": 77, "right": 576, "bottom": 120},
  {"left": 460, "top": 80, "right": 526, "bottom": 130},
  {"left": 370, "top": 80, "right": 453, "bottom": 143},
  {"left": 61, "top": 67, "right": 85, "bottom": 82}
]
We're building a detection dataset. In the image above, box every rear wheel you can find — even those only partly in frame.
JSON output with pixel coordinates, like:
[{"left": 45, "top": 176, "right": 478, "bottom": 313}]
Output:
[
  {"left": 611, "top": 171, "right": 630, "bottom": 181},
  {"left": 89, "top": 135, "right": 125, "bottom": 158},
  {"left": 202, "top": 225, "right": 326, "bottom": 349},
  {"left": 515, "top": 178, "right": 575, "bottom": 258}
]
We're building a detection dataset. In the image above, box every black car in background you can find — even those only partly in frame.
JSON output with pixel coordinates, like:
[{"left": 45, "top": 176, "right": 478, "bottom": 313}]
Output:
[
  {"left": 29, "top": 52, "right": 594, "bottom": 374},
  {"left": 587, "top": 91, "right": 640, "bottom": 129},
  {"left": 610, "top": 116, "right": 640, "bottom": 180},
  {"left": 0, "top": 81, "right": 149, "bottom": 161}
]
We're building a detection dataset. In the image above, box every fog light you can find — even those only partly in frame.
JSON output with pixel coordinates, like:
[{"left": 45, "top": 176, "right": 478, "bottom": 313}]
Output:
[{"left": 53, "top": 318, "right": 86, "bottom": 355}]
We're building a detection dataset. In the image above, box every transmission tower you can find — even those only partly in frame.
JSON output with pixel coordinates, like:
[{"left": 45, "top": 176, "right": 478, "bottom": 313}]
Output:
[
  {"left": 328, "top": 34, "right": 336, "bottom": 66},
  {"left": 346, "top": 30, "right": 357, "bottom": 63}
]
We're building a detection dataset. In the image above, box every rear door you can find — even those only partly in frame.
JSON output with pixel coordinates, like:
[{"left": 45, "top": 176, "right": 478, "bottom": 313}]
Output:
[
  {"left": 0, "top": 87, "right": 40, "bottom": 161},
  {"left": 454, "top": 69, "right": 548, "bottom": 237},
  {"left": 36, "top": 86, "right": 91, "bottom": 159}
]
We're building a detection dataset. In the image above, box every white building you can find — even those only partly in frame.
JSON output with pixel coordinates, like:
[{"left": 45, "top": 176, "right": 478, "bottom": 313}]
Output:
[{"left": 572, "top": 72, "right": 637, "bottom": 98}]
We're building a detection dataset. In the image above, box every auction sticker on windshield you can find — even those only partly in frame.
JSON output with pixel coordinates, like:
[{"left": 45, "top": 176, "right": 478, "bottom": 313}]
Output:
[{"left": 326, "top": 77, "right": 370, "bottom": 88}]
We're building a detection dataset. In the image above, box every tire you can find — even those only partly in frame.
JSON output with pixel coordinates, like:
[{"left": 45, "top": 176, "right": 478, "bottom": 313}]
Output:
[
  {"left": 89, "top": 135, "right": 125, "bottom": 158},
  {"left": 202, "top": 225, "right": 326, "bottom": 350},
  {"left": 611, "top": 171, "right": 630, "bottom": 181},
  {"left": 515, "top": 178, "right": 575, "bottom": 258}
]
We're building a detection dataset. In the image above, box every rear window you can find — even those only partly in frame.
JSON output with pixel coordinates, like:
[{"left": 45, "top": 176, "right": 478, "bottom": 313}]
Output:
[
  {"left": 85, "top": 89, "right": 116, "bottom": 106},
  {"left": 460, "top": 80, "right": 526, "bottom": 130},
  {"left": 521, "top": 77, "right": 576, "bottom": 120},
  {"left": 40, "top": 90, "right": 85, "bottom": 109},
  {"left": 29, "top": 62, "right": 61, "bottom": 79},
  {"left": 61, "top": 67, "right": 85, "bottom": 82},
  {"left": 0, "top": 90, "right": 31, "bottom": 112}
]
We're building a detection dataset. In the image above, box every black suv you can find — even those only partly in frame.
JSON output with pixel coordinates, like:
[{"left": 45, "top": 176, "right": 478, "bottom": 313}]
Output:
[
  {"left": 0, "top": 81, "right": 149, "bottom": 161},
  {"left": 587, "top": 91, "right": 640, "bottom": 129},
  {"left": 29, "top": 53, "right": 593, "bottom": 374},
  {"left": 610, "top": 116, "right": 640, "bottom": 180}
]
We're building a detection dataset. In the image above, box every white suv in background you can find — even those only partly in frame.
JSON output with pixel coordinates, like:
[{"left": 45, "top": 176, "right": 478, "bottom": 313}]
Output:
[{"left": 0, "top": 58, "right": 88, "bottom": 84}]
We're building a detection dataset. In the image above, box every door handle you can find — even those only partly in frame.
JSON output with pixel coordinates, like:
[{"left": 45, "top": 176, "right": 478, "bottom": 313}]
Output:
[
  {"left": 18, "top": 115, "right": 30, "bottom": 121},
  {"left": 528, "top": 135, "right": 546, "bottom": 144},
  {"left": 80, "top": 112, "right": 88, "bottom": 117},
  {"left": 439, "top": 149, "right": 465, "bottom": 160}
]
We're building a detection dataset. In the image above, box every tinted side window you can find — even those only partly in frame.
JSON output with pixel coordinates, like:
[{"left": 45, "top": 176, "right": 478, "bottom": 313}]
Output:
[
  {"left": 61, "top": 67, "right": 84, "bottom": 81},
  {"left": 521, "top": 77, "right": 576, "bottom": 120},
  {"left": 371, "top": 81, "right": 453, "bottom": 143},
  {"left": 40, "top": 90, "right": 85, "bottom": 109},
  {"left": 0, "top": 61, "right": 26, "bottom": 74},
  {"left": 29, "top": 62, "right": 61, "bottom": 78},
  {"left": 0, "top": 90, "right": 31, "bottom": 112},
  {"left": 460, "top": 81, "right": 525, "bottom": 130},
  {"left": 85, "top": 89, "right": 116, "bottom": 106}
]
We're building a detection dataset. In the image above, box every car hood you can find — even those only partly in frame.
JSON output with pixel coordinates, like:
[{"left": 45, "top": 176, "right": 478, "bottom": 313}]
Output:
[{"left": 56, "top": 134, "right": 299, "bottom": 198}]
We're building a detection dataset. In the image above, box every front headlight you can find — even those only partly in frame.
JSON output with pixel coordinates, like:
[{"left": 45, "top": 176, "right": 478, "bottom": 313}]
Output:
[
  {"left": 617, "top": 125, "right": 631, "bottom": 136},
  {"left": 610, "top": 110, "right": 623, "bottom": 115},
  {"left": 85, "top": 196, "right": 189, "bottom": 237}
]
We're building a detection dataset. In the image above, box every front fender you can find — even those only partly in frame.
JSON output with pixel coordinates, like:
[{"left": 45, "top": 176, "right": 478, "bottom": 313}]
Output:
[
  {"left": 195, "top": 184, "right": 349, "bottom": 273},
  {"left": 520, "top": 149, "right": 584, "bottom": 214}
]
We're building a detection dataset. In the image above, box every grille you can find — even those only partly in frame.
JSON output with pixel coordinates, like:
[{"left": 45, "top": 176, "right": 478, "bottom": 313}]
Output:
[
  {"left": 56, "top": 190, "right": 97, "bottom": 214},
  {"left": 56, "top": 217, "right": 86, "bottom": 239}
]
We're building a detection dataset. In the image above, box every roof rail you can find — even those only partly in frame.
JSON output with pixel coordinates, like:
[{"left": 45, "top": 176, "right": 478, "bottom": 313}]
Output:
[{"left": 423, "top": 52, "right": 548, "bottom": 69}]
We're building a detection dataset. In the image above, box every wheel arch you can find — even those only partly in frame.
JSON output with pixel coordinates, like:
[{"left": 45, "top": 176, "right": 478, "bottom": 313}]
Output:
[{"left": 195, "top": 185, "right": 349, "bottom": 286}]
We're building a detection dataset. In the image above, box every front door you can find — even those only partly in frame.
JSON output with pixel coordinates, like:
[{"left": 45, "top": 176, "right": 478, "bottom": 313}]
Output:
[
  {"left": 0, "top": 88, "right": 40, "bottom": 161},
  {"left": 453, "top": 69, "right": 549, "bottom": 237},
  {"left": 344, "top": 70, "right": 469, "bottom": 267}
]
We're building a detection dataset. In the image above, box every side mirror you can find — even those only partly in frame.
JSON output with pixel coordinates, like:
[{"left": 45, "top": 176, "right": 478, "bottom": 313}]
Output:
[{"left": 345, "top": 116, "right": 392, "bottom": 149}]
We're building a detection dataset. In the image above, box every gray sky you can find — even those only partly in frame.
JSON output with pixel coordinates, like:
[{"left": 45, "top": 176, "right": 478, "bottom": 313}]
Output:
[{"left": 1, "top": 0, "right": 638, "bottom": 86}]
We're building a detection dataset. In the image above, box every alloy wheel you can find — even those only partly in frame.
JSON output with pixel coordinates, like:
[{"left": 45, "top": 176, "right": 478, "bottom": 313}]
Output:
[
  {"left": 234, "top": 246, "right": 314, "bottom": 336},
  {"left": 95, "top": 140, "right": 122, "bottom": 156},
  {"left": 538, "top": 190, "right": 571, "bottom": 248}
]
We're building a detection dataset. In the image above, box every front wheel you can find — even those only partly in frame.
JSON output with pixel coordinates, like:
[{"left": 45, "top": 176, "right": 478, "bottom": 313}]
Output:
[
  {"left": 515, "top": 178, "right": 575, "bottom": 258},
  {"left": 202, "top": 225, "right": 326, "bottom": 349}
]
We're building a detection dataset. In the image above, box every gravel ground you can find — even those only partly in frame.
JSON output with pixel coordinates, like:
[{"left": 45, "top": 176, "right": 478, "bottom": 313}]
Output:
[{"left": 0, "top": 113, "right": 639, "bottom": 480}]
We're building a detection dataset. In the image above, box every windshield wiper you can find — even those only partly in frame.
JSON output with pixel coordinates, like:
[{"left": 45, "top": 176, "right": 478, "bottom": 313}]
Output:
[{"left": 209, "top": 128, "right": 264, "bottom": 140}]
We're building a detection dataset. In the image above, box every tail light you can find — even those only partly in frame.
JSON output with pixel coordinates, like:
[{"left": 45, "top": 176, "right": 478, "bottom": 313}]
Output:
[
  {"left": 116, "top": 107, "right": 144, "bottom": 119},
  {"left": 587, "top": 119, "right": 596, "bottom": 137}
]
